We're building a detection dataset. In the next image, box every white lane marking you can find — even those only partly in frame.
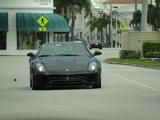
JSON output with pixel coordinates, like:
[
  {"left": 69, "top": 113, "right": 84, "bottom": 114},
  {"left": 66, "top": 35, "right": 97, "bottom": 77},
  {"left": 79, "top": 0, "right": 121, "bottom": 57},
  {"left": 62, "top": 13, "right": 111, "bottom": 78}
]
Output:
[{"left": 103, "top": 70, "right": 160, "bottom": 94}]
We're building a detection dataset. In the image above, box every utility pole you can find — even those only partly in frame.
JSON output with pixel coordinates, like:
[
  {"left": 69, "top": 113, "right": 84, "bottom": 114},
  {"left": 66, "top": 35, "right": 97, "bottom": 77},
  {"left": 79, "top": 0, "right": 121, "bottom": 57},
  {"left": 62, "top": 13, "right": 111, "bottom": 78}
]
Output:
[
  {"left": 141, "top": 0, "right": 148, "bottom": 31},
  {"left": 110, "top": 0, "right": 112, "bottom": 47}
]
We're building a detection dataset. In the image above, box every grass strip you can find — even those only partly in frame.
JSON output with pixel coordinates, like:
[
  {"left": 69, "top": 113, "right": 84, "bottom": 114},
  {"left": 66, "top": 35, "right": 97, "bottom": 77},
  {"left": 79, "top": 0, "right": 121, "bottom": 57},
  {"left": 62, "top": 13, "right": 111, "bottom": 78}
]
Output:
[{"left": 105, "top": 58, "right": 160, "bottom": 69}]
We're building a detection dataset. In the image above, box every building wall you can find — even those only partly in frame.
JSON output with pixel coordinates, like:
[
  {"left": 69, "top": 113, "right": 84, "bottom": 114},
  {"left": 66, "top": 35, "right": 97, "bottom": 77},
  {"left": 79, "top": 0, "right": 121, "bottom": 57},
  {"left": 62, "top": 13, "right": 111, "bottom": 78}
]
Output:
[
  {"left": 121, "top": 30, "right": 160, "bottom": 51},
  {"left": 0, "top": 0, "right": 55, "bottom": 55},
  {"left": 74, "top": 9, "right": 91, "bottom": 44},
  {"left": 2, "top": 9, "right": 53, "bottom": 55},
  {"left": 74, "top": 10, "right": 86, "bottom": 39},
  {"left": 0, "top": 0, "right": 54, "bottom": 9}
]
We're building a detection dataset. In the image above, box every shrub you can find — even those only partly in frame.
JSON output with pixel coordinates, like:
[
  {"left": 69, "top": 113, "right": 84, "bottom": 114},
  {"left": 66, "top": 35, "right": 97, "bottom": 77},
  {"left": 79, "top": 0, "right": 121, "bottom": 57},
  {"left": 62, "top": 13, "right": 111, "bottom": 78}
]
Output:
[
  {"left": 119, "top": 50, "right": 140, "bottom": 59},
  {"left": 143, "top": 42, "right": 160, "bottom": 58},
  {"left": 145, "top": 52, "right": 160, "bottom": 58}
]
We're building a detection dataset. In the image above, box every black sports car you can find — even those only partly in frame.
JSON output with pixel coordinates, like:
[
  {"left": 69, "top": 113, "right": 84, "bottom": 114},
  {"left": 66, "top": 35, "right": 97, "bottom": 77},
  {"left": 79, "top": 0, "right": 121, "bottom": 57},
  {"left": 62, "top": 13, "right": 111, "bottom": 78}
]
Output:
[{"left": 27, "top": 42, "right": 102, "bottom": 90}]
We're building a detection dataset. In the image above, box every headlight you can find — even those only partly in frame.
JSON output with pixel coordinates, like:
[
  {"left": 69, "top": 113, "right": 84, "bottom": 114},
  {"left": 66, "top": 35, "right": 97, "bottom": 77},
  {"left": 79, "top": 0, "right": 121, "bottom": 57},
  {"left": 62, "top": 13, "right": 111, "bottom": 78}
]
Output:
[
  {"left": 89, "top": 62, "right": 97, "bottom": 71},
  {"left": 36, "top": 63, "right": 46, "bottom": 72}
]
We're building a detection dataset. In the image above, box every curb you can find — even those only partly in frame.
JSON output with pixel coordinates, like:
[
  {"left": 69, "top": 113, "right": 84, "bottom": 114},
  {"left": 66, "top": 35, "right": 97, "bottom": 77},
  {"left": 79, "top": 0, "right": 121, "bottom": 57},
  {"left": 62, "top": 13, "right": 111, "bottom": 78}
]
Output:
[{"left": 105, "top": 61, "right": 160, "bottom": 70}]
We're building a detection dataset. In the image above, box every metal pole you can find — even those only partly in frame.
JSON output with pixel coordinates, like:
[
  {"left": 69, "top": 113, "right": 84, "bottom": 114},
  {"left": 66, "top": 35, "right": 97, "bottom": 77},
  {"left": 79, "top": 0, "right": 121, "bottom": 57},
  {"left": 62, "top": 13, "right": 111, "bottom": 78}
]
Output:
[
  {"left": 116, "top": 13, "right": 118, "bottom": 47},
  {"left": 110, "top": 0, "right": 112, "bottom": 47}
]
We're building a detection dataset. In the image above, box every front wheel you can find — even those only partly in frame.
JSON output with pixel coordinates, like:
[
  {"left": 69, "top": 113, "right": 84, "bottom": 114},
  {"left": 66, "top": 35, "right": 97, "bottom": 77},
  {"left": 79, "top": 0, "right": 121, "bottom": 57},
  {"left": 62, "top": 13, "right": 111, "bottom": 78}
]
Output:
[
  {"left": 31, "top": 74, "right": 41, "bottom": 90},
  {"left": 30, "top": 71, "right": 32, "bottom": 87},
  {"left": 93, "top": 75, "right": 101, "bottom": 88}
]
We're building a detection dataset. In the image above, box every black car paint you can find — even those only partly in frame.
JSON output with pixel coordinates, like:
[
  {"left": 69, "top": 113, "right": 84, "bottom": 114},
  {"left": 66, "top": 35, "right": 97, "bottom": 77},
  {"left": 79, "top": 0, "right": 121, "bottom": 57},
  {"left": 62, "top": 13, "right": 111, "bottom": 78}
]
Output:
[{"left": 27, "top": 42, "right": 102, "bottom": 90}]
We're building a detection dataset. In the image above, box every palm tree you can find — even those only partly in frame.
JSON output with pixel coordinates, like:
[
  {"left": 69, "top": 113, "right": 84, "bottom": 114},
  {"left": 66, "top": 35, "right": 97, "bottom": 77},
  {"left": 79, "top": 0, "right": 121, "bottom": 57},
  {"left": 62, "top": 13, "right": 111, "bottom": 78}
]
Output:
[
  {"left": 54, "top": 0, "right": 91, "bottom": 41},
  {"left": 87, "top": 14, "right": 110, "bottom": 46},
  {"left": 147, "top": 0, "right": 160, "bottom": 31},
  {"left": 129, "top": 10, "right": 141, "bottom": 31},
  {"left": 147, "top": 4, "right": 154, "bottom": 30}
]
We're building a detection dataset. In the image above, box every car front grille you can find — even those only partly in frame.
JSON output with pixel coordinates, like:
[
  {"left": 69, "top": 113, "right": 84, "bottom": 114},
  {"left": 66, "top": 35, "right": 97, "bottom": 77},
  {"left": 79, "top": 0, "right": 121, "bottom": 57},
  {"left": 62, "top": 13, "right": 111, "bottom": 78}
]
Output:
[
  {"left": 49, "top": 75, "right": 85, "bottom": 81},
  {"left": 41, "top": 75, "right": 92, "bottom": 85}
]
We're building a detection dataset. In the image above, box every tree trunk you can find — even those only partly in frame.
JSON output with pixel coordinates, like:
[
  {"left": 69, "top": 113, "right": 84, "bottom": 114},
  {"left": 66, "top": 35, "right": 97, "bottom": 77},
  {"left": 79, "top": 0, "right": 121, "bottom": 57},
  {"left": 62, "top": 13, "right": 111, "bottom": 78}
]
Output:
[
  {"left": 141, "top": 0, "right": 149, "bottom": 31},
  {"left": 105, "top": 25, "right": 110, "bottom": 47},
  {"left": 135, "top": 0, "right": 137, "bottom": 11},
  {"left": 71, "top": 16, "right": 75, "bottom": 41},
  {"left": 101, "top": 30, "right": 103, "bottom": 43},
  {"left": 108, "top": 20, "right": 111, "bottom": 47},
  {"left": 70, "top": 6, "right": 76, "bottom": 41}
]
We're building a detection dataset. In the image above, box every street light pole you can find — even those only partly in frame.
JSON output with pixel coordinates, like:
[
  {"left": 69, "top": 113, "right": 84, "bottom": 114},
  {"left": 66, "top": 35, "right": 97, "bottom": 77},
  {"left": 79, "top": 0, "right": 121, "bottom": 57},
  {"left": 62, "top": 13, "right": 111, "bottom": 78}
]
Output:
[
  {"left": 115, "top": 12, "right": 118, "bottom": 47},
  {"left": 110, "top": 0, "right": 112, "bottom": 47}
]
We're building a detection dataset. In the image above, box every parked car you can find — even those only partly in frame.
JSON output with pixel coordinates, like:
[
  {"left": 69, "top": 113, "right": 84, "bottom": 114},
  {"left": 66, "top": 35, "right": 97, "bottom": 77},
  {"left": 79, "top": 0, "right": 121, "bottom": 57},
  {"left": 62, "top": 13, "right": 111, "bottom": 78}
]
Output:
[
  {"left": 27, "top": 42, "right": 102, "bottom": 90},
  {"left": 89, "top": 41, "right": 102, "bottom": 49}
]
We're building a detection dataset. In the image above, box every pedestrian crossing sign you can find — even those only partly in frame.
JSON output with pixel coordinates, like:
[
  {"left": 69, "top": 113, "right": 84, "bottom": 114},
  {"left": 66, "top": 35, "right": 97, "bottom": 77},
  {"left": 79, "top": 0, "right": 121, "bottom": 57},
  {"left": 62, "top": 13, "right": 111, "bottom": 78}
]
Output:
[
  {"left": 39, "top": 27, "right": 46, "bottom": 32},
  {"left": 120, "top": 24, "right": 125, "bottom": 30},
  {"left": 37, "top": 16, "right": 48, "bottom": 27}
]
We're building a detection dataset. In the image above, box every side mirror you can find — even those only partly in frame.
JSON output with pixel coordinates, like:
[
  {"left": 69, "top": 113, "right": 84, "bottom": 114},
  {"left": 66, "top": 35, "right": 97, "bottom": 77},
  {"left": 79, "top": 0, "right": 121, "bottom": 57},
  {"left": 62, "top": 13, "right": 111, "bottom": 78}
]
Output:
[
  {"left": 27, "top": 52, "right": 35, "bottom": 58},
  {"left": 93, "top": 51, "right": 102, "bottom": 56}
]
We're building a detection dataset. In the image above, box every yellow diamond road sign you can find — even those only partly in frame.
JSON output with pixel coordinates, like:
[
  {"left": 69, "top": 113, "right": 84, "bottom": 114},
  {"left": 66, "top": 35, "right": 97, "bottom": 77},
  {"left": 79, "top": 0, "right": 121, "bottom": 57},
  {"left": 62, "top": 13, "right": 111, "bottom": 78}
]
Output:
[
  {"left": 39, "top": 27, "right": 46, "bottom": 32},
  {"left": 37, "top": 16, "right": 48, "bottom": 27},
  {"left": 120, "top": 24, "right": 125, "bottom": 30}
]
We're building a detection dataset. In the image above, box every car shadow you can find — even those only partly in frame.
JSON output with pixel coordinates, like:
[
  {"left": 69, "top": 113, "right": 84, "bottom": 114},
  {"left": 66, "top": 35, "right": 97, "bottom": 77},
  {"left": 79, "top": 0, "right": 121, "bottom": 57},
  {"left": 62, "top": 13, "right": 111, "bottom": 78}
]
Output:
[
  {"left": 39, "top": 85, "right": 93, "bottom": 91},
  {"left": 10, "top": 117, "right": 96, "bottom": 120},
  {"left": 7, "top": 85, "right": 93, "bottom": 91}
]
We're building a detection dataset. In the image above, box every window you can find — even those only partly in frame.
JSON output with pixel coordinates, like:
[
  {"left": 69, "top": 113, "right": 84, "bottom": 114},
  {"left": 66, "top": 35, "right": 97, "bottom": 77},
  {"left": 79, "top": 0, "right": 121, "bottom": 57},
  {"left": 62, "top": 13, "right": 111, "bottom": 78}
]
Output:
[
  {"left": 17, "top": 31, "right": 47, "bottom": 50},
  {"left": 0, "top": 31, "right": 6, "bottom": 50}
]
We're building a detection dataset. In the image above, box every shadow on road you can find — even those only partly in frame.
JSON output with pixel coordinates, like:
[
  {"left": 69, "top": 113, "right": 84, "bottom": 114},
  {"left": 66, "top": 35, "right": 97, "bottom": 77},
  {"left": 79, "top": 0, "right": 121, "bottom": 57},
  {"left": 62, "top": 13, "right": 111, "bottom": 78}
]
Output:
[
  {"left": 41, "top": 85, "right": 93, "bottom": 90},
  {"left": 6, "top": 117, "right": 97, "bottom": 120},
  {"left": 7, "top": 85, "right": 94, "bottom": 91}
]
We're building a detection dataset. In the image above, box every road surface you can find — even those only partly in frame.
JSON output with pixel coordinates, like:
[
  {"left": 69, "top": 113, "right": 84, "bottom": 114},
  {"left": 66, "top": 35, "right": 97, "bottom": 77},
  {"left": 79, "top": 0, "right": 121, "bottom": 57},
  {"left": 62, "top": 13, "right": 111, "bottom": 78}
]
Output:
[{"left": 0, "top": 48, "right": 160, "bottom": 120}]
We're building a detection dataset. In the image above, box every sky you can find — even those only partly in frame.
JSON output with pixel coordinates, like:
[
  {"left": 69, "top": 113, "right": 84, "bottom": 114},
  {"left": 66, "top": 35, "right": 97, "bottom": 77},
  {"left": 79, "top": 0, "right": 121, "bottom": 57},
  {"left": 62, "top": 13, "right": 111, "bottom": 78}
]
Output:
[{"left": 91, "top": 0, "right": 155, "bottom": 12}]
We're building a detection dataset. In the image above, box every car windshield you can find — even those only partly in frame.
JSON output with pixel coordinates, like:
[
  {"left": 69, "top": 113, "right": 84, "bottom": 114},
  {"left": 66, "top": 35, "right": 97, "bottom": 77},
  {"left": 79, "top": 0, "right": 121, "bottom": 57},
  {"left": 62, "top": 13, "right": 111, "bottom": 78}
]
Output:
[{"left": 38, "top": 43, "right": 91, "bottom": 57}]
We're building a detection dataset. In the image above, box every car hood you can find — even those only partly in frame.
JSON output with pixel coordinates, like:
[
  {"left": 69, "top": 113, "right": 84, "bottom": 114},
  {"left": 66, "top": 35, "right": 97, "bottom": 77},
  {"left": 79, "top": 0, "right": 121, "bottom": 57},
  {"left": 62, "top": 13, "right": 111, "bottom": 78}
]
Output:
[{"left": 39, "top": 56, "right": 93, "bottom": 74}]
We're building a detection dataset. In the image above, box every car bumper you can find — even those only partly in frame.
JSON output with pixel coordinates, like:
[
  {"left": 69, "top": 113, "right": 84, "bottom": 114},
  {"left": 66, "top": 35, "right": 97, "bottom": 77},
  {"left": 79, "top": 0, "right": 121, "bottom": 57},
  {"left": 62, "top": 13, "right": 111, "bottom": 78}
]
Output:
[{"left": 34, "top": 73, "right": 100, "bottom": 86}]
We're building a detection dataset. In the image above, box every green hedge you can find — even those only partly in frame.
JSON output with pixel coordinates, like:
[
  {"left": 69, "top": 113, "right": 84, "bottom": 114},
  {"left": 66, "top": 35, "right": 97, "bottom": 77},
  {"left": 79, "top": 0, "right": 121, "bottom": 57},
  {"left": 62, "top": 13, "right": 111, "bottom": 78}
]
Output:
[
  {"left": 119, "top": 50, "right": 140, "bottom": 59},
  {"left": 145, "top": 52, "right": 160, "bottom": 58},
  {"left": 143, "top": 42, "right": 160, "bottom": 58}
]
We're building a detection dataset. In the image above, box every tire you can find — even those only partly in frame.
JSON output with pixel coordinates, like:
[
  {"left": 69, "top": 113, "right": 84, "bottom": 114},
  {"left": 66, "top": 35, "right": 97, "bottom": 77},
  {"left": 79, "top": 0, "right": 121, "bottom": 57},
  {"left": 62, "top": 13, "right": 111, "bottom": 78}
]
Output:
[
  {"left": 93, "top": 75, "right": 101, "bottom": 88},
  {"left": 30, "top": 77, "right": 32, "bottom": 87},
  {"left": 31, "top": 74, "right": 41, "bottom": 90},
  {"left": 30, "top": 71, "right": 32, "bottom": 87}
]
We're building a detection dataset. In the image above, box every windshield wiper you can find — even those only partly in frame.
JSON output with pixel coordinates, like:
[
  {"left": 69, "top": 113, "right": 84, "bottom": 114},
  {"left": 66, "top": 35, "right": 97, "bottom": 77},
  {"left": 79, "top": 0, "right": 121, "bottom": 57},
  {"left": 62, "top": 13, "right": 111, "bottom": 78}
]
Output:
[
  {"left": 54, "top": 54, "right": 80, "bottom": 56},
  {"left": 38, "top": 55, "right": 52, "bottom": 57}
]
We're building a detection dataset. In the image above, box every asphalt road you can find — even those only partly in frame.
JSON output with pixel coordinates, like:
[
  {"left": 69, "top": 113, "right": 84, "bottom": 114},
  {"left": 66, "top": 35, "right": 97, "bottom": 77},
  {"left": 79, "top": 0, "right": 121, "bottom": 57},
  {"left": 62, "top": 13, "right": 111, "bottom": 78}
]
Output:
[{"left": 0, "top": 48, "right": 160, "bottom": 120}]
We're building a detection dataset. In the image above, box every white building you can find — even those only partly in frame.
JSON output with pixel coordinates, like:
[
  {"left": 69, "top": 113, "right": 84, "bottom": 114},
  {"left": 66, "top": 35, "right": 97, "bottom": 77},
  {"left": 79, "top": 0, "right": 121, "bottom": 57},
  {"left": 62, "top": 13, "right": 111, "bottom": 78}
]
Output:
[
  {"left": 0, "top": 0, "right": 69, "bottom": 55},
  {"left": 74, "top": 9, "right": 91, "bottom": 44},
  {"left": 91, "top": 0, "right": 143, "bottom": 47}
]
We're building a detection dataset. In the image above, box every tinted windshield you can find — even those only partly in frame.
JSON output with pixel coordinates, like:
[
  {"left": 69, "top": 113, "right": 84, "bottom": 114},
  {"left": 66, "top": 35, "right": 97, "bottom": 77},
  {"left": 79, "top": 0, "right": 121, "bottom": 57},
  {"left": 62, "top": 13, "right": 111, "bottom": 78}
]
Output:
[{"left": 38, "top": 43, "right": 91, "bottom": 57}]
